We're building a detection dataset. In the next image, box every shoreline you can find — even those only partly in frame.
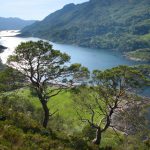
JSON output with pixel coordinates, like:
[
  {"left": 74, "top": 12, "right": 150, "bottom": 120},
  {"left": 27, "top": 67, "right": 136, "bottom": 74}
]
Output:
[
  {"left": 125, "top": 54, "right": 150, "bottom": 62},
  {"left": 20, "top": 34, "right": 150, "bottom": 64},
  {"left": 125, "top": 54, "right": 145, "bottom": 62},
  {"left": 124, "top": 49, "right": 150, "bottom": 62},
  {"left": 0, "top": 45, "right": 7, "bottom": 53}
]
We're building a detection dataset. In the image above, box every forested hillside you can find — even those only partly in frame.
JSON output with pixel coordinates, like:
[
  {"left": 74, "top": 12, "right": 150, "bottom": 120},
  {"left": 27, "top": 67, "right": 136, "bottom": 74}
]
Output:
[
  {"left": 21, "top": 0, "right": 150, "bottom": 51},
  {"left": 1, "top": 0, "right": 150, "bottom": 149},
  {"left": 0, "top": 41, "right": 150, "bottom": 149}
]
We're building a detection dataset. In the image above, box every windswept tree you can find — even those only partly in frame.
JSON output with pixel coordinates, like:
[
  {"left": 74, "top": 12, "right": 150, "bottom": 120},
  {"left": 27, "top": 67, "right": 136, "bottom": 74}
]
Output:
[
  {"left": 72, "top": 65, "right": 149, "bottom": 146},
  {"left": 135, "top": 65, "right": 150, "bottom": 81},
  {"left": 8, "top": 40, "right": 89, "bottom": 128}
]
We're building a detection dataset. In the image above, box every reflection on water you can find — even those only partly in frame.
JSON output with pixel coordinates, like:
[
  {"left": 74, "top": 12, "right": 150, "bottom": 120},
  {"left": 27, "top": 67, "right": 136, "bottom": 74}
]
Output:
[
  {"left": 0, "top": 30, "right": 149, "bottom": 120},
  {"left": 0, "top": 30, "right": 143, "bottom": 70},
  {"left": 0, "top": 36, "right": 40, "bottom": 63},
  {"left": 1, "top": 31, "right": 149, "bottom": 96}
]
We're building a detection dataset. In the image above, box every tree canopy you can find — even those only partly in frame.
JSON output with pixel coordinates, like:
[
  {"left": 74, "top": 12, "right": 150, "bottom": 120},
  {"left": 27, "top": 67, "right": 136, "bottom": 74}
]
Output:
[
  {"left": 8, "top": 40, "right": 89, "bottom": 128},
  {"left": 72, "top": 65, "right": 149, "bottom": 145}
]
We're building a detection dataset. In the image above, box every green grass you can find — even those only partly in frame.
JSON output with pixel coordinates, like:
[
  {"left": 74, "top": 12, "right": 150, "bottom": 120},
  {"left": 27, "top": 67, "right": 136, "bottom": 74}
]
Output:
[
  {"left": 2, "top": 88, "right": 149, "bottom": 149},
  {"left": 15, "top": 88, "right": 116, "bottom": 133},
  {"left": 16, "top": 88, "right": 84, "bottom": 132},
  {"left": 140, "top": 33, "right": 150, "bottom": 41},
  {"left": 126, "top": 48, "right": 150, "bottom": 61},
  {"left": 15, "top": 88, "right": 123, "bottom": 137},
  {"left": 14, "top": 88, "right": 125, "bottom": 148},
  {"left": 17, "top": 88, "right": 76, "bottom": 118},
  {"left": 17, "top": 89, "right": 41, "bottom": 107}
]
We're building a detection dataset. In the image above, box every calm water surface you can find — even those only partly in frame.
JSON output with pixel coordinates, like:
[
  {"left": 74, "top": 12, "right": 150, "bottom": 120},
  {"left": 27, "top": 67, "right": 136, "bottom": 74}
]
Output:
[
  {"left": 0, "top": 31, "right": 142, "bottom": 70},
  {"left": 0, "top": 30, "right": 149, "bottom": 97},
  {"left": 0, "top": 31, "right": 149, "bottom": 123}
]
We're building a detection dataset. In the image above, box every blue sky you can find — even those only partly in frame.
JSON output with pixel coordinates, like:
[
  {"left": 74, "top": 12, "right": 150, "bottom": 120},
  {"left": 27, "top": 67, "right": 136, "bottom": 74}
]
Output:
[{"left": 0, "top": 0, "right": 88, "bottom": 20}]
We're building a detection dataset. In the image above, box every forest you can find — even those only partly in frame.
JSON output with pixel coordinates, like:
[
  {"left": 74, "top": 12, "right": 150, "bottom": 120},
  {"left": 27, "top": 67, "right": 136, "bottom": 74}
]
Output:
[
  {"left": 0, "top": 41, "right": 150, "bottom": 150},
  {"left": 21, "top": 0, "right": 150, "bottom": 55}
]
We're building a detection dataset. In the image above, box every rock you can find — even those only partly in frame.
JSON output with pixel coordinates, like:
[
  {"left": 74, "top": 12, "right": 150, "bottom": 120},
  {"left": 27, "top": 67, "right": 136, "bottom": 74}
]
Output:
[
  {"left": 0, "top": 45, "right": 7, "bottom": 53},
  {"left": 0, "top": 116, "right": 6, "bottom": 121}
]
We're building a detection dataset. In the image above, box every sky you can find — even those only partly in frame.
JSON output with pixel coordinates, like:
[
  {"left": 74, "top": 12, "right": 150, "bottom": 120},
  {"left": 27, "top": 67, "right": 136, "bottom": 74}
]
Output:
[{"left": 0, "top": 0, "right": 88, "bottom": 20}]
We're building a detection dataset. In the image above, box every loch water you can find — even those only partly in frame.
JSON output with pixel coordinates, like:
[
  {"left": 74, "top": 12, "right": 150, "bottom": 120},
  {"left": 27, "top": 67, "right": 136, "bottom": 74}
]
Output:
[{"left": 0, "top": 30, "right": 149, "bottom": 97}]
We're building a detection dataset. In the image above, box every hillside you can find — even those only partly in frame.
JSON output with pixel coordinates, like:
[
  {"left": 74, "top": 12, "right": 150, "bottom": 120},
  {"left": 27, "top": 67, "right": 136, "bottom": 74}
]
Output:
[
  {"left": 0, "top": 17, "right": 36, "bottom": 30},
  {"left": 126, "top": 48, "right": 150, "bottom": 62},
  {"left": 21, "top": 0, "right": 150, "bottom": 51},
  {"left": 0, "top": 88, "right": 149, "bottom": 150},
  {"left": 0, "top": 40, "right": 150, "bottom": 149}
]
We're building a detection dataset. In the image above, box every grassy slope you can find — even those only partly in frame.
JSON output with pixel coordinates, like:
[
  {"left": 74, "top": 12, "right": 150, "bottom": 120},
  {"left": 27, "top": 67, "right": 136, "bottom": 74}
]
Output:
[
  {"left": 17, "top": 88, "right": 105, "bottom": 133},
  {"left": 0, "top": 95, "right": 76, "bottom": 150},
  {"left": 18, "top": 89, "right": 76, "bottom": 118},
  {"left": 16, "top": 88, "right": 124, "bottom": 148},
  {"left": 1, "top": 88, "right": 150, "bottom": 149},
  {"left": 140, "top": 33, "right": 150, "bottom": 41},
  {"left": 126, "top": 48, "right": 150, "bottom": 61}
]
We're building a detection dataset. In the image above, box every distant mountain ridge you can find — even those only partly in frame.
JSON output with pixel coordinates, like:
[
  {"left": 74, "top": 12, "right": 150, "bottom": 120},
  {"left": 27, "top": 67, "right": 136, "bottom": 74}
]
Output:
[
  {"left": 21, "top": 0, "right": 150, "bottom": 51},
  {"left": 0, "top": 17, "right": 36, "bottom": 30}
]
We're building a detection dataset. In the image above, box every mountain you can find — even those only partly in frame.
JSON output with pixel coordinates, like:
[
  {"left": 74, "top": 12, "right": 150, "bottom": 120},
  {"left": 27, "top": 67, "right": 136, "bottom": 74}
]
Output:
[
  {"left": 0, "top": 17, "right": 36, "bottom": 30},
  {"left": 21, "top": 0, "right": 150, "bottom": 51}
]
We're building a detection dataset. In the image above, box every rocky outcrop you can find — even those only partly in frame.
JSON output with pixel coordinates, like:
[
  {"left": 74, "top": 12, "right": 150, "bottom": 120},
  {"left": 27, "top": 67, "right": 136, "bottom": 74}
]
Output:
[{"left": 0, "top": 45, "right": 7, "bottom": 53}]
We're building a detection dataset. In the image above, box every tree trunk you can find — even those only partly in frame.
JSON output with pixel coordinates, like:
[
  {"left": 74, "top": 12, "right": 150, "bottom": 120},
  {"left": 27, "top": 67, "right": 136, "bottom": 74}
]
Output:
[
  {"left": 92, "top": 127, "right": 101, "bottom": 145},
  {"left": 41, "top": 100, "right": 49, "bottom": 128}
]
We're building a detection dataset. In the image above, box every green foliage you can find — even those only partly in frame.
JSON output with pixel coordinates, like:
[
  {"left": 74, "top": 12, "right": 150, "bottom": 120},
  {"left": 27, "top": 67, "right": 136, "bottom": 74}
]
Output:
[
  {"left": 93, "top": 65, "right": 148, "bottom": 88},
  {"left": 0, "top": 59, "right": 4, "bottom": 70},
  {"left": 126, "top": 48, "right": 150, "bottom": 61},
  {"left": 72, "top": 65, "right": 150, "bottom": 147},
  {"left": 0, "top": 94, "right": 80, "bottom": 150},
  {"left": 0, "top": 67, "right": 25, "bottom": 93},
  {"left": 8, "top": 40, "right": 89, "bottom": 128},
  {"left": 17, "top": 88, "right": 84, "bottom": 131},
  {"left": 21, "top": 0, "right": 150, "bottom": 52},
  {"left": 82, "top": 125, "right": 96, "bottom": 141},
  {"left": 0, "top": 65, "right": 149, "bottom": 149}
]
